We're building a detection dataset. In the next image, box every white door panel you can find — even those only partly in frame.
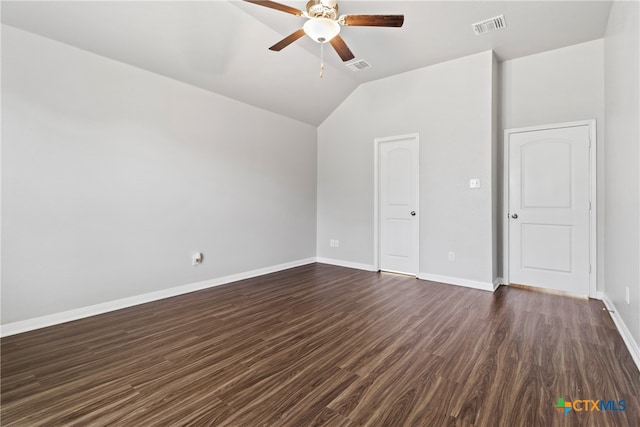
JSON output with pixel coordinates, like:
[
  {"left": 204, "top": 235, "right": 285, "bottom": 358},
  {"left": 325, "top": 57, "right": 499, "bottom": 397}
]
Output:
[
  {"left": 508, "top": 125, "right": 590, "bottom": 295},
  {"left": 378, "top": 136, "right": 419, "bottom": 275},
  {"left": 521, "top": 224, "right": 572, "bottom": 272}
]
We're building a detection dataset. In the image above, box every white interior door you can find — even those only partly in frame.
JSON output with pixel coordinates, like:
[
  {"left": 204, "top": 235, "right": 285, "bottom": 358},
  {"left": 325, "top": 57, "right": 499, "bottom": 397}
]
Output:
[
  {"left": 378, "top": 135, "right": 419, "bottom": 275},
  {"left": 507, "top": 124, "right": 591, "bottom": 295}
]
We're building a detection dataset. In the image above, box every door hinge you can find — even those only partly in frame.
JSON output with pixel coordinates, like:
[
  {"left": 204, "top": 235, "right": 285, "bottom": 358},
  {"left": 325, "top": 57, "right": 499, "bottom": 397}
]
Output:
[
  {"left": 589, "top": 264, "right": 592, "bottom": 273},
  {"left": 589, "top": 201, "right": 592, "bottom": 211}
]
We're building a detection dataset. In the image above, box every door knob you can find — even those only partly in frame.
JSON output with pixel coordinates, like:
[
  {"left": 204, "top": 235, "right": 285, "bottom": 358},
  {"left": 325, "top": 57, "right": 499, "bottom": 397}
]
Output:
[
  {"left": 511, "top": 213, "right": 518, "bottom": 219},
  {"left": 410, "top": 211, "right": 416, "bottom": 216}
]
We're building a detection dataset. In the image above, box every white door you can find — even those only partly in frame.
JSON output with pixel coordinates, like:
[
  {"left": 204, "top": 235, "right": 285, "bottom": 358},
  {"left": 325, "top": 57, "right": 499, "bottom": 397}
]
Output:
[
  {"left": 377, "top": 135, "right": 419, "bottom": 275},
  {"left": 507, "top": 124, "right": 591, "bottom": 295}
]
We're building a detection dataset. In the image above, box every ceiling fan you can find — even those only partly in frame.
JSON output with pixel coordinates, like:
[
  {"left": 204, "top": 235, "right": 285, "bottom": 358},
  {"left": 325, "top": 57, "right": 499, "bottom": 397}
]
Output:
[{"left": 244, "top": 0, "right": 404, "bottom": 62}]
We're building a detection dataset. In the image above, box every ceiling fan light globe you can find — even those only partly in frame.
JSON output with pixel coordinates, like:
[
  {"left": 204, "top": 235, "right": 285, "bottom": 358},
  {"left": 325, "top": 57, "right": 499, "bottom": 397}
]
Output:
[{"left": 303, "top": 17, "right": 340, "bottom": 43}]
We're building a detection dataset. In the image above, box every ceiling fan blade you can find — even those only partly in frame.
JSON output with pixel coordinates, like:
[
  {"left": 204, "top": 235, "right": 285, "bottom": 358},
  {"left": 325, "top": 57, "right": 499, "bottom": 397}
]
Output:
[
  {"left": 269, "top": 28, "right": 306, "bottom": 51},
  {"left": 243, "top": 0, "right": 304, "bottom": 16},
  {"left": 341, "top": 14, "right": 405, "bottom": 27},
  {"left": 329, "top": 35, "right": 355, "bottom": 62}
]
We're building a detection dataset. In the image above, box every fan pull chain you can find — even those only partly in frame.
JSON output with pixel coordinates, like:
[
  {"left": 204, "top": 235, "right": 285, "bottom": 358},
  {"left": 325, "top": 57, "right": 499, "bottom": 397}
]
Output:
[{"left": 319, "top": 38, "right": 325, "bottom": 78}]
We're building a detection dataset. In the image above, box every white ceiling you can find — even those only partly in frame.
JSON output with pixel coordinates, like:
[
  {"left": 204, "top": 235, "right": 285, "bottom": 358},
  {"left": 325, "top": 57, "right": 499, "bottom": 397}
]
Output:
[{"left": 1, "top": 1, "right": 612, "bottom": 125}]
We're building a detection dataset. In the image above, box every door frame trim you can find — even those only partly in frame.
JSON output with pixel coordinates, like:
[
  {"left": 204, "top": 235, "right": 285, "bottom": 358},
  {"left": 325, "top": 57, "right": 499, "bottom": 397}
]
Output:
[
  {"left": 503, "top": 120, "right": 597, "bottom": 298},
  {"left": 373, "top": 133, "right": 420, "bottom": 274}
]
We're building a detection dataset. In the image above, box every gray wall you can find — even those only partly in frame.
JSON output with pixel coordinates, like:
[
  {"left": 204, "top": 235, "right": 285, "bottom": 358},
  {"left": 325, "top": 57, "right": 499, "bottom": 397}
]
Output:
[
  {"left": 604, "top": 1, "right": 640, "bottom": 347},
  {"left": 317, "top": 51, "right": 496, "bottom": 286},
  {"left": 491, "top": 53, "right": 500, "bottom": 281},
  {"left": 500, "top": 39, "right": 605, "bottom": 292},
  {"left": 1, "top": 26, "right": 317, "bottom": 324}
]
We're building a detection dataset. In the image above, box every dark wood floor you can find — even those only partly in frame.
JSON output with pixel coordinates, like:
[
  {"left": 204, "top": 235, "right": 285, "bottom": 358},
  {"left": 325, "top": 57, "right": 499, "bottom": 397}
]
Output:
[{"left": 1, "top": 263, "right": 639, "bottom": 426}]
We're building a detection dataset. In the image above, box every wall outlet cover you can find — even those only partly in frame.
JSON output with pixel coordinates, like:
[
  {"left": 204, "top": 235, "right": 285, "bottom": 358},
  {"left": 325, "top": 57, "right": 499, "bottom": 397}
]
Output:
[{"left": 192, "top": 252, "right": 203, "bottom": 265}]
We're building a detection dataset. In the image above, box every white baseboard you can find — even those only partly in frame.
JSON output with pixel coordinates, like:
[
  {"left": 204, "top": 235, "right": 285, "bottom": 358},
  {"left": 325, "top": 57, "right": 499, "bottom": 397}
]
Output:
[
  {"left": 601, "top": 295, "right": 640, "bottom": 372},
  {"left": 494, "top": 277, "right": 504, "bottom": 291},
  {"left": 315, "top": 257, "right": 376, "bottom": 272},
  {"left": 0, "top": 257, "right": 316, "bottom": 337},
  {"left": 418, "top": 273, "right": 497, "bottom": 292}
]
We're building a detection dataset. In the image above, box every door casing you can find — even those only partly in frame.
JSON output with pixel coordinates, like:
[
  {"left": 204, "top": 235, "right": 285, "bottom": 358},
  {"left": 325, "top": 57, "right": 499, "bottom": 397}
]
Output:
[
  {"left": 503, "top": 120, "right": 597, "bottom": 297},
  {"left": 373, "top": 133, "right": 420, "bottom": 274}
]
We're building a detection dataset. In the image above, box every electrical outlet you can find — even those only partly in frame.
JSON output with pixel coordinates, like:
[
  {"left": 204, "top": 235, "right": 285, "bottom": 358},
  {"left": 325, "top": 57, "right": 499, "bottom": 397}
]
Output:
[
  {"left": 330, "top": 239, "right": 335, "bottom": 247},
  {"left": 335, "top": 240, "right": 340, "bottom": 247},
  {"left": 625, "top": 286, "right": 630, "bottom": 305},
  {"left": 448, "top": 251, "right": 455, "bottom": 262},
  {"left": 192, "top": 252, "right": 203, "bottom": 265}
]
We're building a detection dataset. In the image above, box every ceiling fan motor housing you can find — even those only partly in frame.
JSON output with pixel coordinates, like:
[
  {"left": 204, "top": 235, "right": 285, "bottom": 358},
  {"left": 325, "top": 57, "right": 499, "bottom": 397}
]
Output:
[{"left": 306, "top": 0, "right": 338, "bottom": 20}]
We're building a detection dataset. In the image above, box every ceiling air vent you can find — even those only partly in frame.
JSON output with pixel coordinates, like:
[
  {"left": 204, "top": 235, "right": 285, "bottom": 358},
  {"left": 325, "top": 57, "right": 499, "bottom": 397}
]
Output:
[
  {"left": 472, "top": 14, "right": 506, "bottom": 36},
  {"left": 346, "top": 60, "right": 371, "bottom": 72}
]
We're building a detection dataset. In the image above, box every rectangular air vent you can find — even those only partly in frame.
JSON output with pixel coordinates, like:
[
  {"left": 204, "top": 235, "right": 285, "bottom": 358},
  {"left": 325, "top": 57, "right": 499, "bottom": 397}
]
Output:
[
  {"left": 346, "top": 60, "right": 371, "bottom": 72},
  {"left": 472, "top": 14, "right": 506, "bottom": 35}
]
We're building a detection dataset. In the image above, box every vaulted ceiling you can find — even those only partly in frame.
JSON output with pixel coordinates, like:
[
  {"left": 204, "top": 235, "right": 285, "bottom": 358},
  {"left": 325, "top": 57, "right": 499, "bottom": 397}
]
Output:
[{"left": 1, "top": 1, "right": 612, "bottom": 125}]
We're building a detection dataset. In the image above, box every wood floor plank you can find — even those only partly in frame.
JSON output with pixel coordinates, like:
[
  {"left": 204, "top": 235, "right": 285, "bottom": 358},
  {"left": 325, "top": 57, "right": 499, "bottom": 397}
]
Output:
[{"left": 2, "top": 263, "right": 639, "bottom": 426}]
